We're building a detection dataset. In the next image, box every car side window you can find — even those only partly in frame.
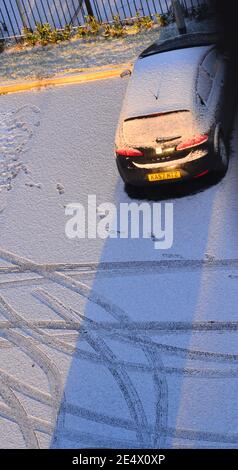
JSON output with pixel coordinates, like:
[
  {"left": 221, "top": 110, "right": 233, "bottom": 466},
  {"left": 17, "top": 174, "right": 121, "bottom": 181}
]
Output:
[
  {"left": 196, "top": 65, "right": 213, "bottom": 106},
  {"left": 196, "top": 49, "right": 219, "bottom": 107},
  {"left": 202, "top": 49, "right": 218, "bottom": 78}
]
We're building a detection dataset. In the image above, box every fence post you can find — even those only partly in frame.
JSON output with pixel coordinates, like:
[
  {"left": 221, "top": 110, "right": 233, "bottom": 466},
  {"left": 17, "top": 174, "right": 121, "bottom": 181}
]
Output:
[
  {"left": 172, "top": 0, "right": 187, "bottom": 35},
  {"left": 16, "top": 0, "right": 28, "bottom": 29},
  {"left": 84, "top": 0, "right": 94, "bottom": 17}
]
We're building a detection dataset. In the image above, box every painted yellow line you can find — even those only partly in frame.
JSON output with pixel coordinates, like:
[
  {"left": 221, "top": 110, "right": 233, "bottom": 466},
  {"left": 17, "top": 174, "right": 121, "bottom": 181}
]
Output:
[{"left": 0, "top": 63, "right": 132, "bottom": 95}]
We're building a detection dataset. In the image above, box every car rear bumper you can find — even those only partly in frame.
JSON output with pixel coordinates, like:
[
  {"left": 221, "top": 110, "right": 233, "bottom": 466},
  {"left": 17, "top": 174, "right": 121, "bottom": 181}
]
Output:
[{"left": 116, "top": 146, "right": 215, "bottom": 186}]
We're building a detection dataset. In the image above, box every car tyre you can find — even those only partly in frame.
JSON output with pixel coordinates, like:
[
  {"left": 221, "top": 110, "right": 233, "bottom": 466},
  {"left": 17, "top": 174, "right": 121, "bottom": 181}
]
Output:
[{"left": 214, "top": 124, "right": 229, "bottom": 174}]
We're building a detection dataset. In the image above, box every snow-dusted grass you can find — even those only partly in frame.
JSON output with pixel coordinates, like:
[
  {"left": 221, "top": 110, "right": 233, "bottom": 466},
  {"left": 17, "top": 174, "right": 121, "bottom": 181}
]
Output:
[{"left": 0, "top": 18, "right": 217, "bottom": 84}]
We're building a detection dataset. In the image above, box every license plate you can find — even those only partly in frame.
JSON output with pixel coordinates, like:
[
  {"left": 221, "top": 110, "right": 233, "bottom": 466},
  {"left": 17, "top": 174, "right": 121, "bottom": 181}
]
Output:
[
  {"left": 148, "top": 170, "right": 181, "bottom": 182},
  {"left": 156, "top": 146, "right": 175, "bottom": 155}
]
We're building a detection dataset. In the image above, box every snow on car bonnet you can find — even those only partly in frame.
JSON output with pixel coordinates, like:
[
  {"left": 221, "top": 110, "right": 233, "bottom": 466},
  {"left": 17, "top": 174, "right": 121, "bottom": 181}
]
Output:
[{"left": 122, "top": 45, "right": 213, "bottom": 120}]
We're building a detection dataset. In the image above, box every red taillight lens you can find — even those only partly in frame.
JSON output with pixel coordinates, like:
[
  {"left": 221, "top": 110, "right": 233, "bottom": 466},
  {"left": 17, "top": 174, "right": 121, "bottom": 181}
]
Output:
[
  {"left": 194, "top": 170, "right": 209, "bottom": 179},
  {"left": 116, "top": 148, "right": 144, "bottom": 157},
  {"left": 176, "top": 135, "right": 208, "bottom": 151}
]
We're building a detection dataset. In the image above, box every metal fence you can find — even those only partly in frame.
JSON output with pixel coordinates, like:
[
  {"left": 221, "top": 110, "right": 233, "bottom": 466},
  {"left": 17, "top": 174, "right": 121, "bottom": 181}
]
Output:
[{"left": 0, "top": 0, "right": 209, "bottom": 40}]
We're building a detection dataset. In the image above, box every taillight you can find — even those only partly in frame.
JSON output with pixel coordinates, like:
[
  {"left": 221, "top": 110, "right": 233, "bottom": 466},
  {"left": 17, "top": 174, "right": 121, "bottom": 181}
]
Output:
[
  {"left": 116, "top": 148, "right": 144, "bottom": 157},
  {"left": 194, "top": 170, "right": 209, "bottom": 179},
  {"left": 176, "top": 135, "right": 208, "bottom": 151}
]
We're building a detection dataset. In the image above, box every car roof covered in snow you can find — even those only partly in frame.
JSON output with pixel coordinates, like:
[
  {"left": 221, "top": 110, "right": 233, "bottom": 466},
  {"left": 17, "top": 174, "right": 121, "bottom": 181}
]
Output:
[{"left": 122, "top": 44, "right": 214, "bottom": 121}]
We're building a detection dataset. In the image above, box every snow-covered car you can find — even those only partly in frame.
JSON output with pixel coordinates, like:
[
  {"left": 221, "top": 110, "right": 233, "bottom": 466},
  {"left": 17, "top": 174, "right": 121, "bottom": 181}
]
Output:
[{"left": 115, "top": 32, "right": 235, "bottom": 186}]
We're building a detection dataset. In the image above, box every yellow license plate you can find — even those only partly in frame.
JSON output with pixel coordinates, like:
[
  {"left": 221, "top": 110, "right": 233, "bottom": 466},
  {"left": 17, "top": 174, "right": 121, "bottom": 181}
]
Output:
[{"left": 148, "top": 170, "right": 181, "bottom": 182}]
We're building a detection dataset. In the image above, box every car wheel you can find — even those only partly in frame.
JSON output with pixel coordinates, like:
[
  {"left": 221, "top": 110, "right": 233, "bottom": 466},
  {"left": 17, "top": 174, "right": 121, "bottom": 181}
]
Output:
[{"left": 214, "top": 124, "right": 229, "bottom": 174}]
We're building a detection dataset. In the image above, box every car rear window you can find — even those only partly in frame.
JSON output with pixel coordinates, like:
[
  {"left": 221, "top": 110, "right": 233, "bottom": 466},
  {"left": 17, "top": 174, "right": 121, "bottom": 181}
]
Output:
[{"left": 123, "top": 111, "right": 196, "bottom": 147}]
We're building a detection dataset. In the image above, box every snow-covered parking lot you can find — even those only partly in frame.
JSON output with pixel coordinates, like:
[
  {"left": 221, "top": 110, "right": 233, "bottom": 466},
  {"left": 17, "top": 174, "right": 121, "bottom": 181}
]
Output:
[{"left": 0, "top": 78, "right": 238, "bottom": 449}]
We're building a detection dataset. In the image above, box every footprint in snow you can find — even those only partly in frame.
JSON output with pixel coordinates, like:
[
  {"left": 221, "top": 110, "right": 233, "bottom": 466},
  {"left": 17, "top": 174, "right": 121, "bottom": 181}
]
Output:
[
  {"left": 25, "top": 181, "right": 42, "bottom": 189},
  {"left": 56, "top": 183, "right": 65, "bottom": 195},
  {"left": 0, "top": 105, "right": 41, "bottom": 209}
]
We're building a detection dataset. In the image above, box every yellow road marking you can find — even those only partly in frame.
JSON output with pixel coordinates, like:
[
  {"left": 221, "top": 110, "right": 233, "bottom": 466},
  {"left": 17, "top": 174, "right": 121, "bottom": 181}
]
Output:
[{"left": 0, "top": 63, "right": 132, "bottom": 95}]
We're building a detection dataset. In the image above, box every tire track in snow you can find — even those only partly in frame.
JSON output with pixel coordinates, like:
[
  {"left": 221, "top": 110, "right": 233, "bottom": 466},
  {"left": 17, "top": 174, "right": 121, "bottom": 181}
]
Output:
[
  {"left": 1, "top": 249, "right": 238, "bottom": 446},
  {"left": 62, "top": 403, "right": 238, "bottom": 445},
  {"left": 0, "top": 377, "right": 39, "bottom": 448},
  {"left": 2, "top": 319, "right": 238, "bottom": 333},
  {"left": 32, "top": 289, "right": 238, "bottom": 366},
  {"left": 2, "top": 395, "right": 238, "bottom": 447},
  {"left": 0, "top": 249, "right": 166, "bottom": 448},
  {"left": 1, "top": 257, "right": 238, "bottom": 277},
  {"left": 35, "top": 289, "right": 169, "bottom": 448},
  {"left": 0, "top": 289, "right": 152, "bottom": 447},
  {"left": 33, "top": 289, "right": 152, "bottom": 447},
  {"left": 0, "top": 248, "right": 129, "bottom": 322},
  {"left": 0, "top": 369, "right": 52, "bottom": 406},
  {"left": 0, "top": 326, "right": 62, "bottom": 443},
  {"left": 0, "top": 402, "right": 52, "bottom": 435},
  {"left": 0, "top": 276, "right": 235, "bottom": 448}
]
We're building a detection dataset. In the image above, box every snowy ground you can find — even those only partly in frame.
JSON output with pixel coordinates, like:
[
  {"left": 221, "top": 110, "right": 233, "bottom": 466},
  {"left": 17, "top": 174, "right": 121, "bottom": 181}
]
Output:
[
  {"left": 0, "top": 18, "right": 217, "bottom": 84},
  {"left": 0, "top": 78, "right": 238, "bottom": 448}
]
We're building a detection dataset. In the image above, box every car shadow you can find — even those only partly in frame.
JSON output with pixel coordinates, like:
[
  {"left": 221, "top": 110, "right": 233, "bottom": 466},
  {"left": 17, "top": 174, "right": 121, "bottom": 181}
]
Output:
[{"left": 124, "top": 172, "right": 225, "bottom": 201}]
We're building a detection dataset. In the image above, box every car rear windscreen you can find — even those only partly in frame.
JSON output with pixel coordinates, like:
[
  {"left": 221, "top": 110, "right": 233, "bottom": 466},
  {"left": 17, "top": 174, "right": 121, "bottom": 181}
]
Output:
[{"left": 123, "top": 111, "right": 196, "bottom": 147}]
